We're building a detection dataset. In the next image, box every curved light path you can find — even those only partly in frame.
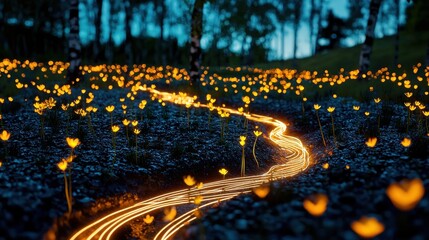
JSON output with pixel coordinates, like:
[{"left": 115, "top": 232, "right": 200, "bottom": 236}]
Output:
[{"left": 69, "top": 89, "right": 310, "bottom": 240}]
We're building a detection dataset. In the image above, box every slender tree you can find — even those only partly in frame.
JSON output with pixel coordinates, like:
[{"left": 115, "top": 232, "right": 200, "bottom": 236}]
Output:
[
  {"left": 189, "top": 0, "right": 205, "bottom": 86},
  {"left": 309, "top": 0, "right": 316, "bottom": 55},
  {"left": 393, "top": 0, "right": 400, "bottom": 66},
  {"left": 67, "top": 0, "right": 81, "bottom": 85},
  {"left": 124, "top": 0, "right": 133, "bottom": 65},
  {"left": 358, "top": 0, "right": 382, "bottom": 77},
  {"left": 292, "top": 0, "right": 303, "bottom": 66},
  {"left": 93, "top": 0, "right": 103, "bottom": 62}
]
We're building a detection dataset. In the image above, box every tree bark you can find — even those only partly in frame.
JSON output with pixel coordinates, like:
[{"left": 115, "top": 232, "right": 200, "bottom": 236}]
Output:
[
  {"left": 93, "top": 0, "right": 103, "bottom": 62},
  {"left": 393, "top": 0, "right": 400, "bottom": 66},
  {"left": 67, "top": 0, "right": 81, "bottom": 85},
  {"left": 358, "top": 0, "right": 382, "bottom": 77},
  {"left": 124, "top": 0, "right": 133, "bottom": 66},
  {"left": 292, "top": 1, "right": 302, "bottom": 67},
  {"left": 309, "top": 0, "right": 316, "bottom": 55},
  {"left": 189, "top": 0, "right": 205, "bottom": 86}
]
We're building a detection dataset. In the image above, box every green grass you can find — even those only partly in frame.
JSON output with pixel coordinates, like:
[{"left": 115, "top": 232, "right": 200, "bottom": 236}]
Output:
[{"left": 258, "top": 31, "right": 429, "bottom": 72}]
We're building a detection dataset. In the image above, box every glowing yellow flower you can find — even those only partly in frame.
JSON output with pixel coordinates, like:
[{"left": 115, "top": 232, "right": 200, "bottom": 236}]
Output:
[
  {"left": 253, "top": 130, "right": 262, "bottom": 137},
  {"left": 0, "top": 130, "right": 11, "bottom": 141},
  {"left": 105, "top": 105, "right": 115, "bottom": 112},
  {"left": 111, "top": 125, "right": 120, "bottom": 133},
  {"left": 322, "top": 163, "right": 329, "bottom": 169},
  {"left": 327, "top": 107, "right": 335, "bottom": 113},
  {"left": 313, "top": 104, "right": 321, "bottom": 110},
  {"left": 194, "top": 195, "right": 203, "bottom": 205},
  {"left": 65, "top": 155, "right": 76, "bottom": 163},
  {"left": 133, "top": 129, "right": 141, "bottom": 135},
  {"left": 195, "top": 182, "right": 203, "bottom": 189},
  {"left": 386, "top": 178, "right": 425, "bottom": 211},
  {"left": 404, "top": 92, "right": 413, "bottom": 98},
  {"left": 253, "top": 185, "right": 270, "bottom": 199},
  {"left": 303, "top": 193, "right": 328, "bottom": 217},
  {"left": 409, "top": 105, "right": 416, "bottom": 111},
  {"left": 57, "top": 160, "right": 68, "bottom": 171},
  {"left": 219, "top": 168, "right": 228, "bottom": 177},
  {"left": 423, "top": 111, "right": 429, "bottom": 117},
  {"left": 143, "top": 214, "right": 154, "bottom": 224},
  {"left": 163, "top": 206, "right": 177, "bottom": 222},
  {"left": 365, "top": 137, "right": 377, "bottom": 148},
  {"left": 353, "top": 106, "right": 360, "bottom": 111},
  {"left": 122, "top": 119, "right": 130, "bottom": 126},
  {"left": 374, "top": 98, "right": 381, "bottom": 104},
  {"left": 131, "top": 120, "right": 138, "bottom": 127},
  {"left": 401, "top": 137, "right": 411, "bottom": 147},
  {"left": 351, "top": 216, "right": 384, "bottom": 238},
  {"left": 138, "top": 100, "right": 147, "bottom": 110},
  {"left": 404, "top": 102, "right": 411, "bottom": 107},
  {"left": 239, "top": 135, "right": 246, "bottom": 146},
  {"left": 183, "top": 175, "right": 196, "bottom": 186},
  {"left": 66, "top": 137, "right": 80, "bottom": 149},
  {"left": 364, "top": 111, "right": 370, "bottom": 116}
]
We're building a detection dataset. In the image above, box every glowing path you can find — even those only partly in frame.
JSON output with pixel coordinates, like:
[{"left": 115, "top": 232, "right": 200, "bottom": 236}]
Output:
[{"left": 69, "top": 89, "right": 310, "bottom": 240}]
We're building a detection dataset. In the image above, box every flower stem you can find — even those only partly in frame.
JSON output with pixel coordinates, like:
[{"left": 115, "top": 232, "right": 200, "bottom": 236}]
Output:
[
  {"left": 330, "top": 113, "right": 337, "bottom": 148},
  {"left": 315, "top": 111, "right": 326, "bottom": 147},
  {"left": 63, "top": 172, "right": 72, "bottom": 217},
  {"left": 252, "top": 137, "right": 260, "bottom": 167},
  {"left": 241, "top": 146, "right": 245, "bottom": 177}
]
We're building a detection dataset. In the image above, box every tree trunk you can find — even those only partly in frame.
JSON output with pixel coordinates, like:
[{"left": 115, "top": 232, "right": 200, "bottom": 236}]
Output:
[
  {"left": 309, "top": 0, "right": 316, "bottom": 55},
  {"left": 393, "top": 0, "right": 400, "bottom": 66},
  {"left": 67, "top": 0, "right": 81, "bottom": 85},
  {"left": 281, "top": 24, "right": 286, "bottom": 60},
  {"left": 292, "top": 0, "right": 302, "bottom": 67},
  {"left": 189, "top": 0, "right": 205, "bottom": 86},
  {"left": 93, "top": 0, "right": 103, "bottom": 62},
  {"left": 358, "top": 0, "right": 382, "bottom": 77},
  {"left": 124, "top": 0, "right": 133, "bottom": 66}
]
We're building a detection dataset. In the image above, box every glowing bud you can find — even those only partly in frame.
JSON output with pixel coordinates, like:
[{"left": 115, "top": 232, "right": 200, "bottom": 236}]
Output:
[
  {"left": 163, "top": 206, "right": 177, "bottom": 222},
  {"left": 183, "top": 175, "right": 196, "bottom": 186},
  {"left": 313, "top": 104, "right": 321, "bottom": 110},
  {"left": 253, "top": 185, "right": 270, "bottom": 199},
  {"left": 0, "top": 130, "right": 11, "bottom": 141},
  {"left": 66, "top": 137, "right": 80, "bottom": 149},
  {"left": 365, "top": 137, "right": 377, "bottom": 148},
  {"left": 303, "top": 193, "right": 328, "bottom": 217},
  {"left": 143, "top": 214, "right": 154, "bottom": 224},
  {"left": 351, "top": 216, "right": 384, "bottom": 239},
  {"left": 353, "top": 106, "right": 360, "bottom": 111},
  {"left": 401, "top": 138, "right": 411, "bottom": 147},
  {"left": 111, "top": 125, "right": 120, "bottom": 133},
  {"left": 57, "top": 160, "right": 68, "bottom": 171},
  {"left": 105, "top": 105, "right": 115, "bottom": 112},
  {"left": 327, "top": 107, "right": 335, "bottom": 113},
  {"left": 386, "top": 178, "right": 425, "bottom": 211}
]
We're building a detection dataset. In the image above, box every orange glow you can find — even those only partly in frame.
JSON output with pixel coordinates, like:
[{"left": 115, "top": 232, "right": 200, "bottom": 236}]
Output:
[
  {"left": 303, "top": 193, "right": 328, "bottom": 217},
  {"left": 183, "top": 175, "right": 196, "bottom": 187},
  {"left": 351, "top": 216, "right": 384, "bottom": 238},
  {"left": 253, "top": 185, "right": 270, "bottom": 198},
  {"left": 400, "top": 138, "right": 412, "bottom": 147},
  {"left": 0, "top": 130, "right": 11, "bottom": 141},
  {"left": 365, "top": 137, "right": 377, "bottom": 148},
  {"left": 66, "top": 137, "right": 80, "bottom": 149},
  {"left": 386, "top": 178, "right": 425, "bottom": 211}
]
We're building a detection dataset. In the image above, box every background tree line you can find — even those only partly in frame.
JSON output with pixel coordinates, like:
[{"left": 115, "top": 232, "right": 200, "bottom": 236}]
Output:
[{"left": 0, "top": 0, "right": 427, "bottom": 68}]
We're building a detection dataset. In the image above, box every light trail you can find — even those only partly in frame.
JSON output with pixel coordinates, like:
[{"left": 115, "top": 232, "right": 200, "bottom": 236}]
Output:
[{"left": 69, "top": 89, "right": 310, "bottom": 240}]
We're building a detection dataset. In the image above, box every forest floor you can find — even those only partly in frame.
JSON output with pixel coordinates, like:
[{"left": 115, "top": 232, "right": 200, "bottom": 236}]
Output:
[{"left": 0, "top": 87, "right": 428, "bottom": 240}]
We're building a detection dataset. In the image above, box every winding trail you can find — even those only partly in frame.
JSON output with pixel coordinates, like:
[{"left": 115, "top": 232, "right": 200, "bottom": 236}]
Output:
[{"left": 69, "top": 89, "right": 310, "bottom": 240}]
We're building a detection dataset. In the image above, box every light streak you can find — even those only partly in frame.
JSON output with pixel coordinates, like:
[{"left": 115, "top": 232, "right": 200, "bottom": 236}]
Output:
[{"left": 69, "top": 89, "right": 310, "bottom": 240}]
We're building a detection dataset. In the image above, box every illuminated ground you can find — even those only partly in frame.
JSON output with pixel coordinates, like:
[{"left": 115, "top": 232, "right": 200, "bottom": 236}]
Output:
[{"left": 0, "top": 60, "right": 428, "bottom": 239}]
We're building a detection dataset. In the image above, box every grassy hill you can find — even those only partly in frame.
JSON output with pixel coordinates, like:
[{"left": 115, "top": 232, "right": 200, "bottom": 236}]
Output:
[{"left": 258, "top": 31, "right": 429, "bottom": 72}]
